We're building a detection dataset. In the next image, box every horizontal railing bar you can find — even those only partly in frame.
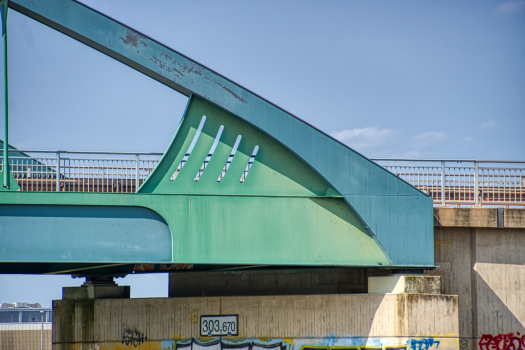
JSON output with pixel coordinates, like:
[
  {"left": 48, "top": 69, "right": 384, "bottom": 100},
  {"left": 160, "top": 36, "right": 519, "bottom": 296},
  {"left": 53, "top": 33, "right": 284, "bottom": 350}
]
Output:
[
  {"left": 478, "top": 167, "right": 525, "bottom": 171},
  {"left": 6, "top": 150, "right": 164, "bottom": 156},
  {"left": 372, "top": 158, "right": 525, "bottom": 164},
  {"left": 4, "top": 152, "right": 523, "bottom": 164}
]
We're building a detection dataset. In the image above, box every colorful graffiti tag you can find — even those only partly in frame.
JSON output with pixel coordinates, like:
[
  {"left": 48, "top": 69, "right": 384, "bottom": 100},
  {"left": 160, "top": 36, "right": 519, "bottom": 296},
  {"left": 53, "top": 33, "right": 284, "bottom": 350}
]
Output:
[
  {"left": 408, "top": 338, "right": 440, "bottom": 350},
  {"left": 479, "top": 333, "right": 525, "bottom": 350},
  {"left": 72, "top": 337, "right": 453, "bottom": 350}
]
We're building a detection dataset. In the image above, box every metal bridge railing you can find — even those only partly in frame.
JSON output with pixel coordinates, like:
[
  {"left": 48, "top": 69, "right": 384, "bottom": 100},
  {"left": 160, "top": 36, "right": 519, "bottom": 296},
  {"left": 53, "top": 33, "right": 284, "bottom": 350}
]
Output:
[
  {"left": 372, "top": 159, "right": 525, "bottom": 208},
  {"left": 1, "top": 151, "right": 524, "bottom": 207},
  {"left": 0, "top": 150, "right": 162, "bottom": 193}
]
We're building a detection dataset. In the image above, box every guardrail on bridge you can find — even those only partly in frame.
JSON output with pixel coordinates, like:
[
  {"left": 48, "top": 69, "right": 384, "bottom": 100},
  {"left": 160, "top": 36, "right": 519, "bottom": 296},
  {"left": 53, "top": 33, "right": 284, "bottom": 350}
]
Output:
[
  {"left": 372, "top": 158, "right": 525, "bottom": 208},
  {"left": 1, "top": 151, "right": 523, "bottom": 208},
  {"left": 0, "top": 150, "right": 162, "bottom": 193}
]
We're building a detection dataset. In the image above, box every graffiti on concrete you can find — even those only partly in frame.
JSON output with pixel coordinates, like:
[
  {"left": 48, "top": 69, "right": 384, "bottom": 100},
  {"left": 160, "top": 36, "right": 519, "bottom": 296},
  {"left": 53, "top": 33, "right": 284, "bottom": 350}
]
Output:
[
  {"left": 122, "top": 329, "right": 147, "bottom": 347},
  {"left": 175, "top": 340, "right": 410, "bottom": 350},
  {"left": 299, "top": 345, "right": 407, "bottom": 350},
  {"left": 79, "top": 344, "right": 99, "bottom": 350},
  {"left": 74, "top": 337, "right": 436, "bottom": 350},
  {"left": 133, "top": 263, "right": 194, "bottom": 272},
  {"left": 177, "top": 339, "right": 285, "bottom": 350},
  {"left": 460, "top": 340, "right": 469, "bottom": 350},
  {"left": 408, "top": 338, "right": 440, "bottom": 350},
  {"left": 301, "top": 347, "right": 370, "bottom": 350},
  {"left": 479, "top": 333, "right": 525, "bottom": 350}
]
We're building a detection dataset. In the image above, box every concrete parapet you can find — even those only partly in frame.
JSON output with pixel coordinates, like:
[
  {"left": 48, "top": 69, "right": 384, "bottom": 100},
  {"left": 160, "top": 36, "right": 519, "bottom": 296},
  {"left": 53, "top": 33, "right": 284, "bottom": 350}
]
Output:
[
  {"left": 434, "top": 207, "right": 525, "bottom": 228},
  {"left": 368, "top": 275, "right": 440, "bottom": 294},
  {"left": 52, "top": 293, "right": 458, "bottom": 350},
  {"left": 504, "top": 208, "right": 525, "bottom": 227}
]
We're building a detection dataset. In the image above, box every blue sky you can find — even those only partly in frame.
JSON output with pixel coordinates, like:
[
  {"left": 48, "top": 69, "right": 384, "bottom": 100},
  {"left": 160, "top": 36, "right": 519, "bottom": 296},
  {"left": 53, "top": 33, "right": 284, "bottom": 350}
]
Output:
[{"left": 1, "top": 0, "right": 524, "bottom": 306}]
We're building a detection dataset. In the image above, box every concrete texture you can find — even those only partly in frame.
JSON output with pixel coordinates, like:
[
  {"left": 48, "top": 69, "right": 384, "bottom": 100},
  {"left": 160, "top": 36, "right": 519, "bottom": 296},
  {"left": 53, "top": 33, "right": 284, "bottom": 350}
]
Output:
[
  {"left": 434, "top": 208, "right": 499, "bottom": 227},
  {"left": 505, "top": 209, "right": 525, "bottom": 228},
  {"left": 434, "top": 207, "right": 525, "bottom": 228},
  {"left": 369, "top": 275, "right": 441, "bottom": 294},
  {"left": 431, "top": 208, "right": 525, "bottom": 350},
  {"left": 52, "top": 293, "right": 458, "bottom": 350}
]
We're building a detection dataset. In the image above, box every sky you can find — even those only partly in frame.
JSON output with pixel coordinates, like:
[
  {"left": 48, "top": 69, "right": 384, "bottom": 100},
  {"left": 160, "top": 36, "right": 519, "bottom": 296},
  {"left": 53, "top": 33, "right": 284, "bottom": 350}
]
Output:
[{"left": 0, "top": 0, "right": 524, "bottom": 307}]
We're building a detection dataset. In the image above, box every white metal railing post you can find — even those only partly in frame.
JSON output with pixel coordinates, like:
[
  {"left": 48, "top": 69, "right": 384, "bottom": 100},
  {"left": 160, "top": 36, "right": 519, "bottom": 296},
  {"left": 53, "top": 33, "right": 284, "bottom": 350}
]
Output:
[
  {"left": 135, "top": 155, "right": 140, "bottom": 191},
  {"left": 474, "top": 161, "right": 479, "bottom": 206},
  {"left": 441, "top": 161, "right": 446, "bottom": 206},
  {"left": 56, "top": 152, "right": 61, "bottom": 192}
]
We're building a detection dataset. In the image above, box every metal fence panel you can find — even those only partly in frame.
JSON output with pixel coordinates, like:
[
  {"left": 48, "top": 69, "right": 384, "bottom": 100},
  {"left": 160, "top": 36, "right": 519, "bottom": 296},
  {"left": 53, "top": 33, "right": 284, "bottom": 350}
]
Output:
[
  {"left": 375, "top": 159, "right": 524, "bottom": 208},
  {"left": 1, "top": 151, "right": 161, "bottom": 193},
  {"left": 2, "top": 152, "right": 524, "bottom": 207}
]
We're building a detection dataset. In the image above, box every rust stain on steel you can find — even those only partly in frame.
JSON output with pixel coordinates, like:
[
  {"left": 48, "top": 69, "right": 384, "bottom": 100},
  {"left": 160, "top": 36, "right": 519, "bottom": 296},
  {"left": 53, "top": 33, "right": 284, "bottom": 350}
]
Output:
[
  {"left": 149, "top": 56, "right": 184, "bottom": 77},
  {"left": 160, "top": 53, "right": 203, "bottom": 76},
  {"left": 216, "top": 83, "right": 247, "bottom": 103},
  {"left": 119, "top": 29, "right": 148, "bottom": 48},
  {"left": 119, "top": 31, "right": 138, "bottom": 48},
  {"left": 160, "top": 52, "right": 173, "bottom": 61},
  {"left": 185, "top": 67, "right": 203, "bottom": 76},
  {"left": 138, "top": 47, "right": 241, "bottom": 101}
]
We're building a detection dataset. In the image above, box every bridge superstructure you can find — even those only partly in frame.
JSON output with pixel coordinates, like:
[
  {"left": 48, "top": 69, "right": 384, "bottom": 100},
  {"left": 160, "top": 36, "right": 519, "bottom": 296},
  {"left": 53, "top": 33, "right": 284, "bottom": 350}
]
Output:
[{"left": 0, "top": 0, "right": 434, "bottom": 277}]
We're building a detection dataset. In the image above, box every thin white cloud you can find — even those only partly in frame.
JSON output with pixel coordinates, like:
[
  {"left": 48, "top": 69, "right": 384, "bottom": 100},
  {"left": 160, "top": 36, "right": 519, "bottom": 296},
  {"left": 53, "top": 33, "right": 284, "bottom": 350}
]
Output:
[
  {"left": 463, "top": 136, "right": 473, "bottom": 144},
  {"left": 479, "top": 120, "right": 496, "bottom": 130},
  {"left": 493, "top": 1, "right": 525, "bottom": 14},
  {"left": 330, "top": 127, "right": 397, "bottom": 150},
  {"left": 411, "top": 131, "right": 448, "bottom": 148}
]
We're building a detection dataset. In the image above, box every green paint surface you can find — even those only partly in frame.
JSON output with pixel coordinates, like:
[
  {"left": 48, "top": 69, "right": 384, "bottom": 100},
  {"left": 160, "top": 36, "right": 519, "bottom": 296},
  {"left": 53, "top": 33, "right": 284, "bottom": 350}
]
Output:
[
  {"left": 140, "top": 96, "right": 338, "bottom": 197},
  {"left": 0, "top": 191, "right": 389, "bottom": 266}
]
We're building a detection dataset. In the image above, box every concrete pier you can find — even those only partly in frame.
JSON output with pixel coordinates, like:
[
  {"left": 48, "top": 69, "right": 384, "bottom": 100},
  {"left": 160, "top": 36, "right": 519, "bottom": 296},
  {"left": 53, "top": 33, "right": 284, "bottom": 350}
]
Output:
[
  {"left": 432, "top": 207, "right": 525, "bottom": 350},
  {"left": 52, "top": 293, "right": 459, "bottom": 350}
]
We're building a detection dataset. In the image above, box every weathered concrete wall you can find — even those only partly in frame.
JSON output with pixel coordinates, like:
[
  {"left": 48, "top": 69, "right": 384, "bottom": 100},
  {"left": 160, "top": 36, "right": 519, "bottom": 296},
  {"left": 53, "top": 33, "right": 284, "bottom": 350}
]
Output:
[
  {"left": 52, "top": 294, "right": 458, "bottom": 350},
  {"left": 432, "top": 208, "right": 525, "bottom": 350}
]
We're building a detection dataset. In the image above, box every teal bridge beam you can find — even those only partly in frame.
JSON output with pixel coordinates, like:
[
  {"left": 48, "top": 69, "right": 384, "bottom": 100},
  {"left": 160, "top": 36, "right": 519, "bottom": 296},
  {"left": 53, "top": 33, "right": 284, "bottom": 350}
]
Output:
[{"left": 0, "top": 0, "right": 433, "bottom": 276}]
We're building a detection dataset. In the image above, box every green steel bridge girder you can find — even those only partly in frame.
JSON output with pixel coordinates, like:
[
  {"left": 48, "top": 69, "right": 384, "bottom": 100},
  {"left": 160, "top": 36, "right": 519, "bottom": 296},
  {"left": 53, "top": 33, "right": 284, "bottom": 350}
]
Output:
[
  {"left": 0, "top": 0, "right": 435, "bottom": 270},
  {"left": 0, "top": 192, "right": 390, "bottom": 268}
]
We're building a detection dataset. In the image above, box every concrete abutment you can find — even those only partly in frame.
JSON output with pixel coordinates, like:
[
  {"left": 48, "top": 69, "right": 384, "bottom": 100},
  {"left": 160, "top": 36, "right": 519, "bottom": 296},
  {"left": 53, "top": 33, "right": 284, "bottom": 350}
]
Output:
[{"left": 53, "top": 293, "right": 459, "bottom": 350}]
